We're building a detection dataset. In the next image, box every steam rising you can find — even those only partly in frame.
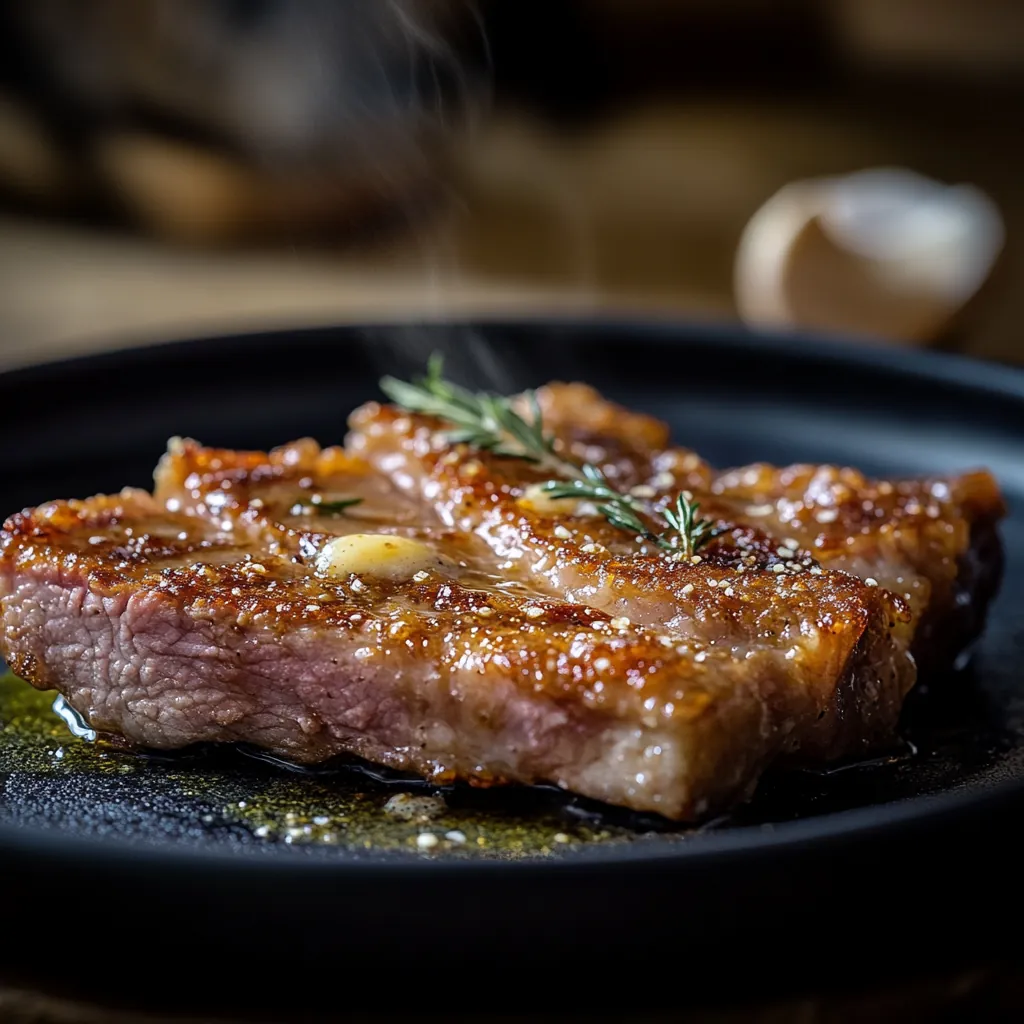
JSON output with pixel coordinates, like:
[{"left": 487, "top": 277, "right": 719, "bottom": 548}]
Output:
[
  {"left": 363, "top": 322, "right": 525, "bottom": 396},
  {"left": 359, "top": 1, "right": 519, "bottom": 394}
]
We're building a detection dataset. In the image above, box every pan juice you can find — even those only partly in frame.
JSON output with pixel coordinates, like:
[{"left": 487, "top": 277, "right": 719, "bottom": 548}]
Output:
[
  {"left": 4, "top": 669, "right": 984, "bottom": 848},
  {"left": 0, "top": 671, "right": 644, "bottom": 856},
  {"left": 0, "top": 671, "right": 140, "bottom": 776}
]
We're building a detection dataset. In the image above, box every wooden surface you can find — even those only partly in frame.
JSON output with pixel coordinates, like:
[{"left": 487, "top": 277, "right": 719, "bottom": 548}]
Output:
[
  {"left": 1, "top": 96, "right": 1021, "bottom": 371},
  {"left": 1, "top": 94, "right": 1022, "bottom": 1020}
]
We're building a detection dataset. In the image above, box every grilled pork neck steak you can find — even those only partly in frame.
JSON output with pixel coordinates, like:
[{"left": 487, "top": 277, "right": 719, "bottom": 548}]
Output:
[{"left": 0, "top": 384, "right": 1005, "bottom": 819}]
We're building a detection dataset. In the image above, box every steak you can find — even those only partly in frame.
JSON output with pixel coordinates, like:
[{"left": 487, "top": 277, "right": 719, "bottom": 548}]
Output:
[{"left": 0, "top": 383, "right": 1005, "bottom": 819}]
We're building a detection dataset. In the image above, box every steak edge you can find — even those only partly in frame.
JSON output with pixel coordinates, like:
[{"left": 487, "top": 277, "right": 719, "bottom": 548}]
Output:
[{"left": 0, "top": 384, "right": 1005, "bottom": 819}]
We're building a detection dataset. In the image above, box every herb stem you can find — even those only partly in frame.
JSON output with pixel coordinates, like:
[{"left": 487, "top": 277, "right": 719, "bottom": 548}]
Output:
[{"left": 380, "top": 355, "right": 717, "bottom": 557}]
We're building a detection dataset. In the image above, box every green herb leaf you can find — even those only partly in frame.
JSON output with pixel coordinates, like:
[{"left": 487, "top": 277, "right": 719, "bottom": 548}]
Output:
[
  {"left": 661, "top": 493, "right": 719, "bottom": 558},
  {"left": 380, "top": 354, "right": 718, "bottom": 557},
  {"left": 297, "top": 497, "right": 363, "bottom": 516}
]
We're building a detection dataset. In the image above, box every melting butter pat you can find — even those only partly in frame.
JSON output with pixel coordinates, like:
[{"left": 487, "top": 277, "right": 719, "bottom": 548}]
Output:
[
  {"left": 518, "top": 483, "right": 590, "bottom": 517},
  {"left": 314, "top": 534, "right": 447, "bottom": 580}
]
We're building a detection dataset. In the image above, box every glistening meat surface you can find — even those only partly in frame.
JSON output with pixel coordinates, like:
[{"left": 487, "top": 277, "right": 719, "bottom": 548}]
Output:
[{"left": 0, "top": 384, "right": 1004, "bottom": 819}]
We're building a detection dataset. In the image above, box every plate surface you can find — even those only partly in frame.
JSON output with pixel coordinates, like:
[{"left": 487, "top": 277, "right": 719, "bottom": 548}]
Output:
[{"left": 2, "top": 318, "right": 1023, "bottom": 1009}]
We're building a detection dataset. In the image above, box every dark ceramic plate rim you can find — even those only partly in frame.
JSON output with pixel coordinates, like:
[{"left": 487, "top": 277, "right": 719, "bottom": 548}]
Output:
[{"left": 2, "top": 313, "right": 1023, "bottom": 873}]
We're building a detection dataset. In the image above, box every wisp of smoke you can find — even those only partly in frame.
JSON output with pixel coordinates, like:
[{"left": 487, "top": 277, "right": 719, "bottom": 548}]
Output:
[
  {"left": 351, "top": 1, "right": 522, "bottom": 394},
  {"left": 365, "top": 321, "right": 528, "bottom": 396},
  {"left": 224, "top": 0, "right": 516, "bottom": 393}
]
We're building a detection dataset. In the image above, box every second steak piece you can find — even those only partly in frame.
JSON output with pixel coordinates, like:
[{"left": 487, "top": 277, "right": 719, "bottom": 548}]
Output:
[{"left": 150, "top": 416, "right": 922, "bottom": 816}]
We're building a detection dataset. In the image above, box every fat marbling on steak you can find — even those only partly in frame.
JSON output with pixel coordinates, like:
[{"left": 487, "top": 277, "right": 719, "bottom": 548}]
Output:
[{"left": 0, "top": 383, "right": 1005, "bottom": 819}]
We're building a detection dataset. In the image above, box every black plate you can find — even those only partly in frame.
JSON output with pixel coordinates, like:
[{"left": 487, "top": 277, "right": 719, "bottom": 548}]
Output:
[{"left": 2, "top": 318, "right": 1024, "bottom": 1014}]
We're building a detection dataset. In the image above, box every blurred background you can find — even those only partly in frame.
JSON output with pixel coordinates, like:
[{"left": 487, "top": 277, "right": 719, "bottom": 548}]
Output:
[{"left": 0, "top": 0, "right": 1022, "bottom": 370}]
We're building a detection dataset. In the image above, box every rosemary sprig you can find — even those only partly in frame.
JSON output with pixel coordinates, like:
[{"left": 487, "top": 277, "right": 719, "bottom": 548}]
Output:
[
  {"left": 539, "top": 465, "right": 658, "bottom": 546},
  {"left": 380, "top": 355, "right": 717, "bottom": 558},
  {"left": 662, "top": 492, "right": 718, "bottom": 559},
  {"left": 380, "top": 354, "right": 565, "bottom": 475},
  {"left": 541, "top": 474, "right": 716, "bottom": 556}
]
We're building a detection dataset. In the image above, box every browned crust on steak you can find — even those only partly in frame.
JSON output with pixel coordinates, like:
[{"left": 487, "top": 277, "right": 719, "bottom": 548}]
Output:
[{"left": 0, "top": 383, "right": 1005, "bottom": 819}]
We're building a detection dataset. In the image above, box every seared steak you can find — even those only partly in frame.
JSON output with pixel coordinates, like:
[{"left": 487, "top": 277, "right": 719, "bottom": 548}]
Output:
[{"left": 0, "top": 384, "right": 1004, "bottom": 819}]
